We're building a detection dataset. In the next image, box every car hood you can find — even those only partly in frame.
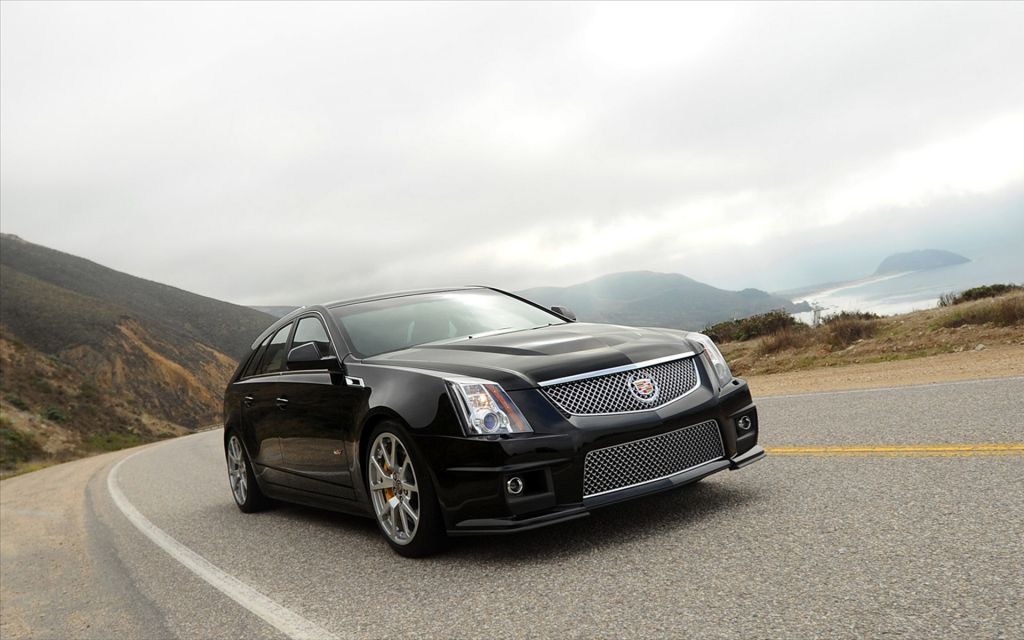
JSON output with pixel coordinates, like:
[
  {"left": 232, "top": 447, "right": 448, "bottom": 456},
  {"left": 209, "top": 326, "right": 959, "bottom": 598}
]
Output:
[{"left": 360, "top": 323, "right": 702, "bottom": 390}]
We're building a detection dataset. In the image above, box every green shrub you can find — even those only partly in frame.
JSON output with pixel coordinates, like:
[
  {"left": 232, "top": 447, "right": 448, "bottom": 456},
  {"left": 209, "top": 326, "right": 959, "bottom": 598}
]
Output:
[
  {"left": 705, "top": 310, "right": 798, "bottom": 343},
  {"left": 938, "top": 284, "right": 1022, "bottom": 307},
  {"left": 0, "top": 425, "right": 44, "bottom": 469},
  {"left": 43, "top": 407, "right": 65, "bottom": 422},
  {"left": 822, "top": 310, "right": 881, "bottom": 324},
  {"left": 5, "top": 395, "right": 30, "bottom": 411}
]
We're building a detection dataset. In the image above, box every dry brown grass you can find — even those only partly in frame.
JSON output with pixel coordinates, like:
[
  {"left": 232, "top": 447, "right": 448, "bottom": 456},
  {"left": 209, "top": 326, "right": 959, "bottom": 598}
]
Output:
[
  {"left": 935, "top": 295, "right": 1024, "bottom": 328},
  {"left": 824, "top": 315, "right": 880, "bottom": 348},
  {"left": 721, "top": 292, "right": 1024, "bottom": 377},
  {"left": 756, "top": 326, "right": 813, "bottom": 355}
]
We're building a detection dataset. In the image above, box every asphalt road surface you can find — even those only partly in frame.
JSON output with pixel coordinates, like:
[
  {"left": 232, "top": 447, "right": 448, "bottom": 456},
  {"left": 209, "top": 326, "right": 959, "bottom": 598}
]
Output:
[{"left": 3, "top": 378, "right": 1023, "bottom": 639}]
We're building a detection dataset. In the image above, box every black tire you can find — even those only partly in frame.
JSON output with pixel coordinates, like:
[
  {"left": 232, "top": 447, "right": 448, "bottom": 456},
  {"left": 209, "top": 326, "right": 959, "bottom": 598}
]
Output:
[
  {"left": 365, "top": 421, "right": 447, "bottom": 557},
  {"left": 225, "top": 431, "right": 270, "bottom": 513}
]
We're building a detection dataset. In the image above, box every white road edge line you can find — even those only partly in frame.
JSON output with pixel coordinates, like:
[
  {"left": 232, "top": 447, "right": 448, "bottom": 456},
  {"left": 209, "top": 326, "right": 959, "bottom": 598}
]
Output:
[{"left": 107, "top": 448, "right": 339, "bottom": 640}]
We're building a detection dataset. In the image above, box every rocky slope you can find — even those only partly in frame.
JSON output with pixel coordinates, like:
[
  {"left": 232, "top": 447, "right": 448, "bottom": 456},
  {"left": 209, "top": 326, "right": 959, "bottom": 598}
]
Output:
[{"left": 0, "top": 234, "right": 275, "bottom": 475}]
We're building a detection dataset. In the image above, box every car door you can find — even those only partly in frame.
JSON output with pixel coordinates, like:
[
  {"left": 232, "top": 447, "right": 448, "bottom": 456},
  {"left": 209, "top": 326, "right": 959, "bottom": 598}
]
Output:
[
  {"left": 239, "top": 322, "right": 293, "bottom": 470},
  {"left": 276, "top": 314, "right": 358, "bottom": 500}
]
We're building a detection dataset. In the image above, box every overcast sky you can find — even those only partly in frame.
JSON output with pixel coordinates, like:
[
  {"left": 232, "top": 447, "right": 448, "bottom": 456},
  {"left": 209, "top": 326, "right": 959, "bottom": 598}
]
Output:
[{"left": 2, "top": 1, "right": 1023, "bottom": 305}]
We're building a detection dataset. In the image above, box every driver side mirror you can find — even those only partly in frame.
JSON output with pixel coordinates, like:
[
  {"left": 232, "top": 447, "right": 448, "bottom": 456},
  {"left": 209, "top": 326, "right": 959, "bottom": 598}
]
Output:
[
  {"left": 551, "top": 306, "right": 576, "bottom": 322},
  {"left": 286, "top": 342, "right": 343, "bottom": 372}
]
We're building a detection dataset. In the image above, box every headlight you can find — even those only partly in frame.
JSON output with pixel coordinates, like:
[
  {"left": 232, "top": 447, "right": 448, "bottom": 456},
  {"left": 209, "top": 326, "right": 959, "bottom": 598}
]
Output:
[
  {"left": 686, "top": 332, "right": 733, "bottom": 386},
  {"left": 446, "top": 378, "right": 534, "bottom": 435}
]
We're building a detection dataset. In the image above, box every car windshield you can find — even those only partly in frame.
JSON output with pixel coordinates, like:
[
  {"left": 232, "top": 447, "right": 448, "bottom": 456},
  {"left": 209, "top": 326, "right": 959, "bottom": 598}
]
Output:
[{"left": 329, "top": 289, "right": 564, "bottom": 358}]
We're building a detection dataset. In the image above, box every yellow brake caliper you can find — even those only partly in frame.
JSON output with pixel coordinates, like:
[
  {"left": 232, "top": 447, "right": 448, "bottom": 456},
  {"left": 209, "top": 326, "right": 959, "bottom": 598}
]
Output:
[{"left": 382, "top": 459, "right": 395, "bottom": 501}]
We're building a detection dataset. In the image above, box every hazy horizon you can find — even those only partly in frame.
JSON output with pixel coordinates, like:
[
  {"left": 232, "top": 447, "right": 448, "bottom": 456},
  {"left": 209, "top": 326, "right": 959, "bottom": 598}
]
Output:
[{"left": 3, "top": 2, "right": 1023, "bottom": 305}]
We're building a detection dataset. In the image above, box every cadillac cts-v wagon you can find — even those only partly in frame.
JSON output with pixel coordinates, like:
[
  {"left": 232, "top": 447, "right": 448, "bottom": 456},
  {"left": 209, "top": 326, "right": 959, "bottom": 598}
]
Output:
[{"left": 224, "top": 287, "right": 763, "bottom": 556}]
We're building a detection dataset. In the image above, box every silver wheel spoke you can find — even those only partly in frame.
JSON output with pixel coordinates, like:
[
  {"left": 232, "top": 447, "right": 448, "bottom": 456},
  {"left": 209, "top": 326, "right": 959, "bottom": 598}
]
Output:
[
  {"left": 398, "top": 504, "right": 410, "bottom": 534},
  {"left": 400, "top": 500, "right": 419, "bottom": 524},
  {"left": 370, "top": 458, "right": 389, "bottom": 481},
  {"left": 386, "top": 499, "right": 400, "bottom": 533}
]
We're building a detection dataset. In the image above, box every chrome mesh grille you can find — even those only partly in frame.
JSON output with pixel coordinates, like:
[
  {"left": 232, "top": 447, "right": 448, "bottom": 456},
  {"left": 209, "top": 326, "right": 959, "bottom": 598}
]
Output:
[
  {"left": 542, "top": 356, "right": 700, "bottom": 415},
  {"left": 583, "top": 419, "right": 724, "bottom": 498}
]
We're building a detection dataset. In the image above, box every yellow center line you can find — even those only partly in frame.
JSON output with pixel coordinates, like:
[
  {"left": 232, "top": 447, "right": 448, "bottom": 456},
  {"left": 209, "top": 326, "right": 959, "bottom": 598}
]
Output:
[{"left": 764, "top": 444, "right": 1024, "bottom": 457}]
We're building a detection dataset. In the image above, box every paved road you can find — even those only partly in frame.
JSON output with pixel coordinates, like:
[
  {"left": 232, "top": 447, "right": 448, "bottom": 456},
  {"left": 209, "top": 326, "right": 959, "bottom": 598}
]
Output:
[{"left": 3, "top": 378, "right": 1023, "bottom": 639}]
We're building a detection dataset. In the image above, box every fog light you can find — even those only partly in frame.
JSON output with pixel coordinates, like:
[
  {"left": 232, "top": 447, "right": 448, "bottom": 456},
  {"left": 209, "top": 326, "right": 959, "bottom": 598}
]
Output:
[
  {"left": 737, "top": 415, "right": 752, "bottom": 430},
  {"left": 506, "top": 476, "right": 524, "bottom": 495}
]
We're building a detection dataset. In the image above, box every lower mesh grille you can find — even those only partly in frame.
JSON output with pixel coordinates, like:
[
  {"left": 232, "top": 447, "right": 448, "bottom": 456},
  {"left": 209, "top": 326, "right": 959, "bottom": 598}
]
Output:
[{"left": 583, "top": 419, "right": 724, "bottom": 498}]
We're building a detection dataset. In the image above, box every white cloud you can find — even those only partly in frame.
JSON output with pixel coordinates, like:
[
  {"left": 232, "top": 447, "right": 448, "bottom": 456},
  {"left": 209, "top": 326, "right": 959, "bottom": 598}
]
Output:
[
  {"left": 576, "top": 2, "right": 740, "bottom": 74},
  {"left": 2, "top": 1, "right": 1023, "bottom": 303},
  {"left": 823, "top": 112, "right": 1024, "bottom": 218}
]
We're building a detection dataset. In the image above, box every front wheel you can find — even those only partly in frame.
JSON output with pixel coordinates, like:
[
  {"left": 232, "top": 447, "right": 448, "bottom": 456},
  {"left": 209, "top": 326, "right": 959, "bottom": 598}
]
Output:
[
  {"left": 366, "top": 423, "right": 446, "bottom": 557},
  {"left": 226, "top": 432, "right": 269, "bottom": 513}
]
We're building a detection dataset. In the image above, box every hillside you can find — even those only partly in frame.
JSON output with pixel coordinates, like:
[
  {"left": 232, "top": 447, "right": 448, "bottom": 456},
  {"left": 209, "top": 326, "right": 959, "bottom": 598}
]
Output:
[
  {"left": 519, "top": 271, "right": 809, "bottom": 329},
  {"left": 1, "top": 234, "right": 273, "bottom": 358},
  {"left": 874, "top": 249, "right": 970, "bottom": 275},
  {"left": 0, "top": 234, "right": 276, "bottom": 475}
]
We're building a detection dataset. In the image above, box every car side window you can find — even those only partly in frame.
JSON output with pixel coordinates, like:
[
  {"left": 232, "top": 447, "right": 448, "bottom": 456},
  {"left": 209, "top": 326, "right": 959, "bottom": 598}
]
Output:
[
  {"left": 292, "top": 316, "right": 333, "bottom": 358},
  {"left": 241, "top": 335, "right": 271, "bottom": 378},
  {"left": 255, "top": 323, "right": 293, "bottom": 376}
]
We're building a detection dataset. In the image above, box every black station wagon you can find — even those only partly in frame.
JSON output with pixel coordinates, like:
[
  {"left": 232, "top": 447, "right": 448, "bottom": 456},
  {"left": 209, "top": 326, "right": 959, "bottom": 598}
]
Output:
[{"left": 224, "top": 287, "right": 763, "bottom": 556}]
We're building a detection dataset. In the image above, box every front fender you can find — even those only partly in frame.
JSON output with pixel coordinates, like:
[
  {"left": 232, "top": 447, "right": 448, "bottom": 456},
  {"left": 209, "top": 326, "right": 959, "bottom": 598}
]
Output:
[{"left": 343, "top": 363, "right": 464, "bottom": 504}]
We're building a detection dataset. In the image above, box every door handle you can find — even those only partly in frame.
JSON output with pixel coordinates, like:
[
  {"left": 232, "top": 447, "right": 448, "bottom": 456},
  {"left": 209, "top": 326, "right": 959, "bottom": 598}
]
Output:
[
  {"left": 275, "top": 396, "right": 289, "bottom": 410},
  {"left": 243, "top": 395, "right": 254, "bottom": 407}
]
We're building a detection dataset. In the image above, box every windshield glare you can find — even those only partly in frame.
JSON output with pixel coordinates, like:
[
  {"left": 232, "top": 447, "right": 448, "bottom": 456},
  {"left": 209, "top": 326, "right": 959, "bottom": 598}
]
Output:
[{"left": 329, "top": 289, "right": 564, "bottom": 357}]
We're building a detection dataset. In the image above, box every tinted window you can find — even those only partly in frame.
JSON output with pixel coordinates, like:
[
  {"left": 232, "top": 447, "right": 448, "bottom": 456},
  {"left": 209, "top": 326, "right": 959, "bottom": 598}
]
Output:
[
  {"left": 293, "top": 316, "right": 332, "bottom": 358},
  {"left": 330, "top": 289, "right": 563, "bottom": 357},
  {"left": 241, "top": 335, "right": 271, "bottom": 378},
  {"left": 256, "top": 323, "right": 292, "bottom": 375}
]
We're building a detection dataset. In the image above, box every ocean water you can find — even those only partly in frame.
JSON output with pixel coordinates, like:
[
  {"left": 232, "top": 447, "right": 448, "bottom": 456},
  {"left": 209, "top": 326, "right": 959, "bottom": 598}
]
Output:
[{"left": 791, "top": 252, "right": 1024, "bottom": 322}]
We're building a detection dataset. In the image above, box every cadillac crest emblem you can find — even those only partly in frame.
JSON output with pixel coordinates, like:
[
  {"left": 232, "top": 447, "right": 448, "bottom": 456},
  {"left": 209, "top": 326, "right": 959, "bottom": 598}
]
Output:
[{"left": 629, "top": 375, "right": 659, "bottom": 402}]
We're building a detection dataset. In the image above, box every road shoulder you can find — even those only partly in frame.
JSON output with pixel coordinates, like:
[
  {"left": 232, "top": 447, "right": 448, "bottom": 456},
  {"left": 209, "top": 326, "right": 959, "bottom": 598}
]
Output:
[
  {"left": 0, "top": 447, "right": 166, "bottom": 639},
  {"left": 746, "top": 344, "right": 1024, "bottom": 397}
]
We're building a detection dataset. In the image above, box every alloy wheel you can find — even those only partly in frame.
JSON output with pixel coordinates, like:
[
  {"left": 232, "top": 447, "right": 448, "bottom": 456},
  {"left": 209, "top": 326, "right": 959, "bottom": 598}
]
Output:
[
  {"left": 368, "top": 432, "right": 420, "bottom": 545},
  {"left": 227, "top": 435, "right": 248, "bottom": 506}
]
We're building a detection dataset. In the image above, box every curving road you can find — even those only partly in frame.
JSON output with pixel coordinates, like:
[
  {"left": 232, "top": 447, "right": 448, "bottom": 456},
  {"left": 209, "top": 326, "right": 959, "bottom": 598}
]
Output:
[{"left": 3, "top": 378, "right": 1023, "bottom": 639}]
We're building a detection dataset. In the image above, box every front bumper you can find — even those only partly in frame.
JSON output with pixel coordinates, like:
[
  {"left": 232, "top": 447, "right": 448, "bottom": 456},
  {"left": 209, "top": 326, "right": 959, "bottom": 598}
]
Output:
[{"left": 416, "top": 376, "right": 764, "bottom": 536}]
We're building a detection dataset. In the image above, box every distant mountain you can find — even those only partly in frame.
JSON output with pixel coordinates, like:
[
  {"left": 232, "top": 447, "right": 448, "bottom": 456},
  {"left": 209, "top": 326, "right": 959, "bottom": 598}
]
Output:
[
  {"left": 518, "top": 271, "right": 809, "bottom": 330},
  {"left": 874, "top": 249, "right": 970, "bottom": 275},
  {"left": 250, "top": 305, "right": 299, "bottom": 319},
  {"left": 0, "top": 234, "right": 276, "bottom": 471}
]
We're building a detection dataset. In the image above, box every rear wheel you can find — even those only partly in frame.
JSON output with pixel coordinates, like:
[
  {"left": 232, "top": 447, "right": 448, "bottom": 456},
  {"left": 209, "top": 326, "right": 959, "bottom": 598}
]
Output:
[
  {"left": 226, "top": 432, "right": 269, "bottom": 513},
  {"left": 366, "top": 423, "right": 446, "bottom": 557}
]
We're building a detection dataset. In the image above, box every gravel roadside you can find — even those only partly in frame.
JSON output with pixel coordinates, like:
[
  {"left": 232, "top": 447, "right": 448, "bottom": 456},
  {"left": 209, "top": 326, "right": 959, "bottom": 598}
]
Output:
[{"left": 746, "top": 344, "right": 1024, "bottom": 397}]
